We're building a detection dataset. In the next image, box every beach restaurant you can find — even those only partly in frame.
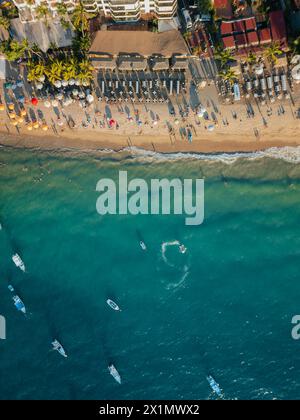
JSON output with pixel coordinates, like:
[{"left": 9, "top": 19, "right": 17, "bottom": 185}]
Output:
[{"left": 89, "top": 30, "right": 190, "bottom": 72}]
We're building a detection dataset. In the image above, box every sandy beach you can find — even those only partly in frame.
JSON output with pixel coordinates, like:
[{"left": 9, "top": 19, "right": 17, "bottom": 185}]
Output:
[{"left": 1, "top": 68, "right": 300, "bottom": 155}]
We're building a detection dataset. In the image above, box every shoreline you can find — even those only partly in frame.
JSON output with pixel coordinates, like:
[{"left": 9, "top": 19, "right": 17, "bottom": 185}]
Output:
[{"left": 1, "top": 127, "right": 300, "bottom": 156}]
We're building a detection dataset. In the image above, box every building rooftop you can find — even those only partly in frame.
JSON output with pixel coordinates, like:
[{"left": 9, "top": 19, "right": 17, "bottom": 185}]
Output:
[
  {"left": 235, "top": 33, "right": 247, "bottom": 47},
  {"left": 89, "top": 30, "right": 189, "bottom": 58},
  {"left": 222, "top": 35, "right": 235, "bottom": 49},
  {"left": 10, "top": 18, "right": 74, "bottom": 52},
  {"left": 220, "top": 21, "right": 233, "bottom": 35},
  {"left": 247, "top": 31, "right": 259, "bottom": 45},
  {"left": 213, "top": 0, "right": 233, "bottom": 19},
  {"left": 245, "top": 17, "right": 257, "bottom": 31},
  {"left": 233, "top": 20, "right": 245, "bottom": 33},
  {"left": 258, "top": 27, "right": 272, "bottom": 44},
  {"left": 269, "top": 10, "right": 287, "bottom": 45}
]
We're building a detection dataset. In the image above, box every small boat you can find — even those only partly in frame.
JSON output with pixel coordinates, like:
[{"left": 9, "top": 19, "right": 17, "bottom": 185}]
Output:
[
  {"left": 8, "top": 285, "right": 26, "bottom": 314},
  {"left": 106, "top": 299, "right": 121, "bottom": 312},
  {"left": 140, "top": 241, "right": 147, "bottom": 251},
  {"left": 108, "top": 364, "right": 121, "bottom": 384},
  {"left": 206, "top": 375, "right": 223, "bottom": 398},
  {"left": 12, "top": 253, "right": 26, "bottom": 272},
  {"left": 52, "top": 339, "right": 68, "bottom": 358}
]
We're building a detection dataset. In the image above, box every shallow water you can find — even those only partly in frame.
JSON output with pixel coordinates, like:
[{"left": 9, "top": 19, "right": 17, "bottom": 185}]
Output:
[{"left": 0, "top": 145, "right": 300, "bottom": 400}]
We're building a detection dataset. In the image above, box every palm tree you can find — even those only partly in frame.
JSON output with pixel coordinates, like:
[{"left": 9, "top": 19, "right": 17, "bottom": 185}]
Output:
[
  {"left": 264, "top": 43, "right": 283, "bottom": 65},
  {"left": 36, "top": 2, "right": 50, "bottom": 26},
  {"left": 0, "top": 15, "right": 10, "bottom": 31},
  {"left": 77, "top": 58, "right": 94, "bottom": 82},
  {"left": 63, "top": 58, "right": 78, "bottom": 80},
  {"left": 27, "top": 60, "right": 46, "bottom": 82},
  {"left": 71, "top": 2, "right": 94, "bottom": 36},
  {"left": 215, "top": 49, "right": 235, "bottom": 68},
  {"left": 46, "top": 59, "right": 64, "bottom": 84},
  {"left": 218, "top": 68, "right": 237, "bottom": 85},
  {"left": 246, "top": 51, "right": 257, "bottom": 65}
]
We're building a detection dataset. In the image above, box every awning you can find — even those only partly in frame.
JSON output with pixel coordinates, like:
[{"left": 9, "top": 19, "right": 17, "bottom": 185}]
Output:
[
  {"left": 91, "top": 57, "right": 117, "bottom": 70},
  {"left": 171, "top": 56, "right": 189, "bottom": 71},
  {"left": 151, "top": 58, "right": 170, "bottom": 71},
  {"left": 118, "top": 57, "right": 147, "bottom": 71}
]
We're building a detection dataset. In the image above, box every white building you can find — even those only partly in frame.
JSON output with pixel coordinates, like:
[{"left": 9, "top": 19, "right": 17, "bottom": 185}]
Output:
[{"left": 12, "top": 0, "right": 177, "bottom": 23}]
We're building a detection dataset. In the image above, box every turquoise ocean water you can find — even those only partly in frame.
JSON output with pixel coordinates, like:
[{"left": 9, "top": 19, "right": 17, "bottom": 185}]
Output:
[{"left": 1, "top": 145, "right": 300, "bottom": 400}]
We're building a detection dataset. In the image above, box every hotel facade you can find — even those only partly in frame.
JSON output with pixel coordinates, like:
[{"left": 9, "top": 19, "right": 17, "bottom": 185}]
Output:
[{"left": 12, "top": 0, "right": 177, "bottom": 23}]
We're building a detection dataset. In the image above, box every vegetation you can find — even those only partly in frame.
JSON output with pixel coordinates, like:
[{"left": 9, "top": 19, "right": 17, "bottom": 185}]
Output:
[
  {"left": 0, "top": 14, "right": 10, "bottom": 31},
  {"left": 264, "top": 42, "right": 283, "bottom": 65},
  {"left": 215, "top": 49, "right": 235, "bottom": 68},
  {"left": 27, "top": 56, "right": 94, "bottom": 85},
  {"left": 218, "top": 68, "right": 237, "bottom": 85},
  {"left": 36, "top": 2, "right": 51, "bottom": 26},
  {"left": 197, "top": 0, "right": 213, "bottom": 14},
  {"left": 246, "top": 51, "right": 257, "bottom": 65}
]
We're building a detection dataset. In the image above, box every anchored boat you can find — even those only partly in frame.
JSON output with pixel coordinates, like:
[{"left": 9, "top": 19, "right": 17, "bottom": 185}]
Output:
[
  {"left": 52, "top": 340, "right": 68, "bottom": 358},
  {"left": 8, "top": 285, "right": 26, "bottom": 314},
  {"left": 12, "top": 253, "right": 26, "bottom": 272},
  {"left": 106, "top": 299, "right": 121, "bottom": 312},
  {"left": 108, "top": 364, "right": 121, "bottom": 384}
]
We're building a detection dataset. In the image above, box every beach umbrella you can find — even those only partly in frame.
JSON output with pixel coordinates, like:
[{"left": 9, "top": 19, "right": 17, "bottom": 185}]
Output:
[
  {"left": 86, "top": 94, "right": 94, "bottom": 103},
  {"left": 61, "top": 80, "right": 68, "bottom": 87},
  {"left": 0, "top": 103, "right": 4, "bottom": 111},
  {"left": 9, "top": 112, "right": 16, "bottom": 119},
  {"left": 54, "top": 80, "right": 62, "bottom": 89},
  {"left": 16, "top": 80, "right": 24, "bottom": 88},
  {"left": 33, "top": 121, "right": 39, "bottom": 129},
  {"left": 31, "top": 97, "right": 38, "bottom": 106},
  {"left": 18, "top": 117, "right": 24, "bottom": 124},
  {"left": 42, "top": 124, "right": 48, "bottom": 131},
  {"left": 11, "top": 120, "right": 18, "bottom": 126},
  {"left": 153, "top": 120, "right": 158, "bottom": 126},
  {"left": 174, "top": 119, "right": 179, "bottom": 125},
  {"left": 38, "top": 75, "right": 45, "bottom": 83},
  {"left": 36, "top": 83, "right": 43, "bottom": 90},
  {"left": 27, "top": 124, "right": 33, "bottom": 131},
  {"left": 4, "top": 82, "right": 12, "bottom": 89},
  {"left": 11, "top": 83, "right": 17, "bottom": 90},
  {"left": 56, "top": 93, "right": 64, "bottom": 100},
  {"left": 20, "top": 110, "right": 27, "bottom": 117},
  {"left": 79, "top": 92, "right": 85, "bottom": 99},
  {"left": 44, "top": 101, "right": 51, "bottom": 108},
  {"left": 207, "top": 124, "right": 215, "bottom": 132},
  {"left": 68, "top": 79, "right": 75, "bottom": 86},
  {"left": 18, "top": 95, "right": 25, "bottom": 104},
  {"left": 109, "top": 119, "right": 116, "bottom": 127},
  {"left": 8, "top": 103, "right": 14, "bottom": 111},
  {"left": 82, "top": 80, "right": 90, "bottom": 87},
  {"left": 72, "top": 89, "right": 79, "bottom": 96},
  {"left": 51, "top": 99, "right": 58, "bottom": 107}
]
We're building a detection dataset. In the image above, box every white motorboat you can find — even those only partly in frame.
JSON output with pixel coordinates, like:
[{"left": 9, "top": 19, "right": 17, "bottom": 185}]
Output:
[
  {"left": 108, "top": 364, "right": 121, "bottom": 384},
  {"left": 140, "top": 241, "right": 147, "bottom": 251},
  {"left": 52, "top": 339, "right": 68, "bottom": 358},
  {"left": 12, "top": 253, "right": 26, "bottom": 272},
  {"left": 106, "top": 299, "right": 121, "bottom": 312}
]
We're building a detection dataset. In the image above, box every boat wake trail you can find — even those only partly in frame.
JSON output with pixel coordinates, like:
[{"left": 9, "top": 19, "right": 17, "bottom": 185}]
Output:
[{"left": 161, "top": 241, "right": 190, "bottom": 291}]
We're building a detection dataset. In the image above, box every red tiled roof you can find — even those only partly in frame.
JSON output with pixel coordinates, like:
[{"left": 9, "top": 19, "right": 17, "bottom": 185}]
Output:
[
  {"left": 235, "top": 33, "right": 247, "bottom": 46},
  {"left": 247, "top": 31, "right": 259, "bottom": 45},
  {"left": 221, "top": 21, "right": 233, "bottom": 35},
  {"left": 258, "top": 27, "right": 272, "bottom": 44},
  {"left": 233, "top": 20, "right": 245, "bottom": 33},
  {"left": 222, "top": 35, "right": 235, "bottom": 49},
  {"left": 269, "top": 10, "right": 287, "bottom": 42},
  {"left": 245, "top": 17, "right": 256, "bottom": 31}
]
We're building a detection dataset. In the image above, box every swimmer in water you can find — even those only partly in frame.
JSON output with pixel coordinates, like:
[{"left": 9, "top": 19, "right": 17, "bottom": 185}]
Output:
[{"left": 179, "top": 244, "right": 187, "bottom": 254}]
